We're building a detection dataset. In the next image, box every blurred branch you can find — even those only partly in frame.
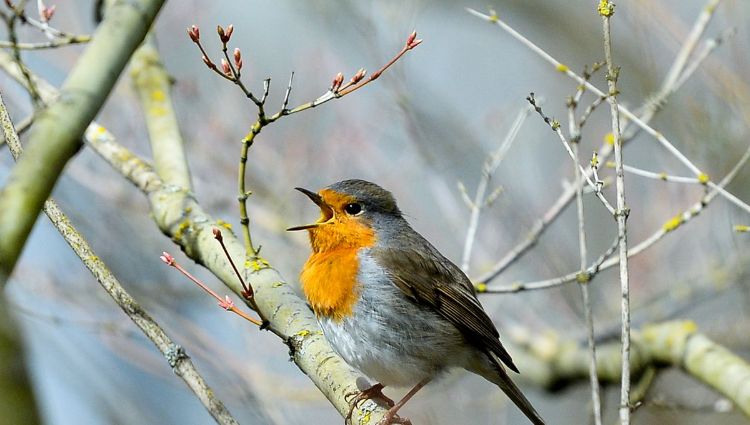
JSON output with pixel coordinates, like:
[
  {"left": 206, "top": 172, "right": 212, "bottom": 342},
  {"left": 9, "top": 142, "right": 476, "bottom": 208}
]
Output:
[
  {"left": 0, "top": 42, "right": 392, "bottom": 425},
  {"left": 0, "top": 0, "right": 165, "bottom": 282},
  {"left": 130, "top": 33, "right": 192, "bottom": 191},
  {"left": 0, "top": 90, "right": 239, "bottom": 425},
  {"left": 459, "top": 104, "right": 530, "bottom": 273},
  {"left": 511, "top": 320, "right": 750, "bottom": 417},
  {"left": 0, "top": 33, "right": 90, "bottom": 49}
]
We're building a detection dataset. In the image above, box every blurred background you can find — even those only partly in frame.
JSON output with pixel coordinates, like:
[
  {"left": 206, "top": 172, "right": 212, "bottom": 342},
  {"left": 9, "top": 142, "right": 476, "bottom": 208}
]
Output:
[{"left": 1, "top": 0, "right": 749, "bottom": 424}]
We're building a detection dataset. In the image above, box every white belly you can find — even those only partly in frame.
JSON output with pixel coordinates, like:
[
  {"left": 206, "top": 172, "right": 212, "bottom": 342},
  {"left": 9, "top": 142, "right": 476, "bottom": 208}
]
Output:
[{"left": 317, "top": 253, "right": 472, "bottom": 387}]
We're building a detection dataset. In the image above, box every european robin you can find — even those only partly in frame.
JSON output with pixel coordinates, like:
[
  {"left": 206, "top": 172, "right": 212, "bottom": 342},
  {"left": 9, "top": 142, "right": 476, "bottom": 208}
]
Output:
[{"left": 288, "top": 179, "right": 545, "bottom": 425}]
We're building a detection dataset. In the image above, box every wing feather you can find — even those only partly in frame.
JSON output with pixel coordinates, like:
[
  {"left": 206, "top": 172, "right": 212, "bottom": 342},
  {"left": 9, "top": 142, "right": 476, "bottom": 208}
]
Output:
[{"left": 372, "top": 247, "right": 518, "bottom": 373}]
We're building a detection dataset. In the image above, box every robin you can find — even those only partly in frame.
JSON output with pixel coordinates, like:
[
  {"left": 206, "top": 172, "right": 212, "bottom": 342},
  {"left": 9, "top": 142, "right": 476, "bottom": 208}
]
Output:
[{"left": 288, "top": 179, "right": 545, "bottom": 425}]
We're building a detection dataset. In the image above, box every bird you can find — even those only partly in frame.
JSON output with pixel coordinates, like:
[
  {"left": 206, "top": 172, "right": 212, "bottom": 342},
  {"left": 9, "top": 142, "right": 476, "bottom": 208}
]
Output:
[{"left": 287, "top": 179, "right": 545, "bottom": 425}]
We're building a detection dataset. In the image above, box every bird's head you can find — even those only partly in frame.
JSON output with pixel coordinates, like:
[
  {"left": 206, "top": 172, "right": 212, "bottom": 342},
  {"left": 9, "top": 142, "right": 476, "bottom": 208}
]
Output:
[{"left": 287, "top": 179, "right": 401, "bottom": 252}]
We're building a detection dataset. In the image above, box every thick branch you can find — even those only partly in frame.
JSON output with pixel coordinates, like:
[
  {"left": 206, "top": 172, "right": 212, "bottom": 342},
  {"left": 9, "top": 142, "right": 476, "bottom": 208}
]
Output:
[
  {"left": 130, "top": 33, "right": 192, "bottom": 190},
  {"left": 512, "top": 321, "right": 750, "bottom": 417}
]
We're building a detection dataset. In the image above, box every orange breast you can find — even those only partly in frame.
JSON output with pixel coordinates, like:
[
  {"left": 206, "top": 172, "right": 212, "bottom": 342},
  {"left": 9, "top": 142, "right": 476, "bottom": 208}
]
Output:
[{"left": 301, "top": 249, "right": 361, "bottom": 320}]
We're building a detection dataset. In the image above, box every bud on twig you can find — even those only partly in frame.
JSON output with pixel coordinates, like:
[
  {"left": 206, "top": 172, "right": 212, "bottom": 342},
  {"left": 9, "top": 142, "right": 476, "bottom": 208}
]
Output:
[
  {"left": 40, "top": 4, "right": 55, "bottom": 22},
  {"left": 221, "top": 58, "right": 231, "bottom": 76},
  {"left": 212, "top": 227, "right": 223, "bottom": 242},
  {"left": 350, "top": 68, "right": 366, "bottom": 84},
  {"left": 405, "top": 30, "right": 422, "bottom": 49},
  {"left": 160, "top": 252, "right": 175, "bottom": 266},
  {"left": 187, "top": 25, "right": 200, "bottom": 43},
  {"left": 233, "top": 48, "right": 243, "bottom": 70},
  {"left": 331, "top": 72, "right": 344, "bottom": 92},
  {"left": 218, "top": 24, "right": 233, "bottom": 44}
]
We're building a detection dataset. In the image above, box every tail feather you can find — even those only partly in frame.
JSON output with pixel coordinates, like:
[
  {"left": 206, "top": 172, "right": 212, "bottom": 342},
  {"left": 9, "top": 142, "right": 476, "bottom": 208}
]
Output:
[{"left": 488, "top": 354, "right": 546, "bottom": 425}]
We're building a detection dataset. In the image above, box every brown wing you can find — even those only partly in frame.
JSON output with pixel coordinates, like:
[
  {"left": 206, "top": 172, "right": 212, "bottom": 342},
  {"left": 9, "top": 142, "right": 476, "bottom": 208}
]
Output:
[{"left": 372, "top": 247, "right": 519, "bottom": 373}]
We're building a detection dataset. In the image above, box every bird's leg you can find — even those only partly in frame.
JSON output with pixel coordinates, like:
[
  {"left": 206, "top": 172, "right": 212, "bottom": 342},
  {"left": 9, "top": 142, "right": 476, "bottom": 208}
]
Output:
[
  {"left": 376, "top": 378, "right": 431, "bottom": 425},
  {"left": 345, "top": 383, "right": 394, "bottom": 424}
]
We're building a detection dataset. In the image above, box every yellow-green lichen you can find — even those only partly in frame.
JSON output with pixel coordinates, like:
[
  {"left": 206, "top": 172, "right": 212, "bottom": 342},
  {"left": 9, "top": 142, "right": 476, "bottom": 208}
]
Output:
[
  {"left": 556, "top": 63, "right": 569, "bottom": 73},
  {"left": 697, "top": 173, "right": 710, "bottom": 184},
  {"left": 474, "top": 282, "right": 487, "bottom": 293},
  {"left": 576, "top": 272, "right": 590, "bottom": 284},
  {"left": 172, "top": 220, "right": 192, "bottom": 242},
  {"left": 604, "top": 132, "right": 615, "bottom": 145},
  {"left": 662, "top": 215, "right": 683, "bottom": 232},
  {"left": 734, "top": 224, "right": 750, "bottom": 233},
  {"left": 245, "top": 257, "right": 270, "bottom": 271},
  {"left": 216, "top": 219, "right": 232, "bottom": 230},
  {"left": 598, "top": 0, "right": 615, "bottom": 17},
  {"left": 488, "top": 9, "right": 499, "bottom": 23},
  {"left": 295, "top": 329, "right": 310, "bottom": 337},
  {"left": 151, "top": 90, "right": 165, "bottom": 101}
]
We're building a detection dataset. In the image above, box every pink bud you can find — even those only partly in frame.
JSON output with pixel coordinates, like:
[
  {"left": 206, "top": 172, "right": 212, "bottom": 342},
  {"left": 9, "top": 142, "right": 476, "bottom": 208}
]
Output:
[
  {"left": 160, "top": 252, "right": 175, "bottom": 266},
  {"left": 187, "top": 25, "right": 200, "bottom": 43},
  {"left": 212, "top": 227, "right": 223, "bottom": 241},
  {"left": 350, "top": 68, "right": 366, "bottom": 84},
  {"left": 202, "top": 55, "right": 215, "bottom": 70},
  {"left": 233, "top": 48, "right": 242, "bottom": 70},
  {"left": 40, "top": 4, "right": 55, "bottom": 22},
  {"left": 221, "top": 58, "right": 231, "bottom": 76},
  {"left": 331, "top": 72, "right": 344, "bottom": 92},
  {"left": 217, "top": 25, "right": 225, "bottom": 38},
  {"left": 225, "top": 24, "right": 234, "bottom": 40},
  {"left": 406, "top": 30, "right": 417, "bottom": 46},
  {"left": 218, "top": 295, "right": 235, "bottom": 310}
]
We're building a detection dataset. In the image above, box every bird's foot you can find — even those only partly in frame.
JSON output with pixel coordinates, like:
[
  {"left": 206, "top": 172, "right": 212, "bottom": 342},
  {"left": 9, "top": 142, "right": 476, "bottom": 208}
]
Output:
[{"left": 345, "top": 383, "right": 395, "bottom": 424}]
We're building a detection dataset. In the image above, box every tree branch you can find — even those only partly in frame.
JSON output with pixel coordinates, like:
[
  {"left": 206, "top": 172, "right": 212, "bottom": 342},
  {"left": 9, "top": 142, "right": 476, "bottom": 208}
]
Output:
[{"left": 0, "top": 0, "right": 165, "bottom": 280}]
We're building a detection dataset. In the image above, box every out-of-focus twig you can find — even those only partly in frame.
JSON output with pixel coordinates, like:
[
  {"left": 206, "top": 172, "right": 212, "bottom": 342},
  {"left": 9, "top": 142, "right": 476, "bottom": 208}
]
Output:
[{"left": 459, "top": 104, "right": 530, "bottom": 273}]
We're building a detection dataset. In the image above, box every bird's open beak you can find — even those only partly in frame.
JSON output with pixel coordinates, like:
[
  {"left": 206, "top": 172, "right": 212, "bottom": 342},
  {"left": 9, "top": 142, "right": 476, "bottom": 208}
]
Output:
[{"left": 286, "top": 187, "right": 335, "bottom": 231}]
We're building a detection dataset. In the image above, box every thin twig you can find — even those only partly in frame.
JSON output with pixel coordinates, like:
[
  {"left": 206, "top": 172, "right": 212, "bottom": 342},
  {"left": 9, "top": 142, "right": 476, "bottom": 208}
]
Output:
[
  {"left": 569, "top": 67, "right": 603, "bottom": 425},
  {"left": 478, "top": 237, "right": 619, "bottom": 294},
  {"left": 527, "top": 93, "right": 616, "bottom": 215},
  {"left": 460, "top": 104, "right": 530, "bottom": 273},
  {"left": 598, "top": 3, "right": 631, "bottom": 422},
  {"left": 0, "top": 33, "right": 90, "bottom": 49},
  {"left": 619, "top": 164, "right": 701, "bottom": 184}
]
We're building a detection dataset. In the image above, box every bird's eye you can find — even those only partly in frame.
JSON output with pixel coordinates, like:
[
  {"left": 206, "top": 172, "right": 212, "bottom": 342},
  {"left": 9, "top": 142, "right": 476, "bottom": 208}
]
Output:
[{"left": 344, "top": 203, "right": 363, "bottom": 216}]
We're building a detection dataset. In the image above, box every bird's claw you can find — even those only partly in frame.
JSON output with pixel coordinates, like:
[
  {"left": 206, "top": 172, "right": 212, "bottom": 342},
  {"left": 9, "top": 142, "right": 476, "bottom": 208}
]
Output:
[{"left": 345, "top": 383, "right": 395, "bottom": 424}]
